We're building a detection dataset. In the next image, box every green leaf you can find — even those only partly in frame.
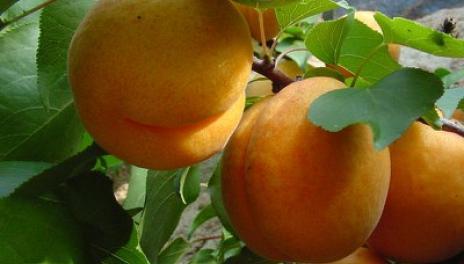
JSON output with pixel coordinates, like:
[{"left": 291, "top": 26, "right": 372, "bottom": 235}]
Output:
[
  {"left": 0, "top": 196, "right": 89, "bottom": 263},
  {"left": 421, "top": 107, "right": 442, "bottom": 129},
  {"left": 305, "top": 67, "right": 345, "bottom": 82},
  {"left": 0, "top": 161, "right": 50, "bottom": 198},
  {"left": 305, "top": 15, "right": 353, "bottom": 65},
  {"left": 375, "top": 12, "right": 464, "bottom": 58},
  {"left": 275, "top": 0, "right": 341, "bottom": 30},
  {"left": 124, "top": 166, "right": 148, "bottom": 210},
  {"left": 188, "top": 204, "right": 217, "bottom": 239},
  {"left": 232, "top": 0, "right": 302, "bottom": 8},
  {"left": 37, "top": 0, "right": 93, "bottom": 108},
  {"left": 0, "top": 12, "right": 83, "bottom": 162},
  {"left": 180, "top": 165, "right": 201, "bottom": 204},
  {"left": 60, "top": 171, "right": 135, "bottom": 263},
  {"left": 306, "top": 14, "right": 401, "bottom": 84},
  {"left": 101, "top": 226, "right": 149, "bottom": 264},
  {"left": 436, "top": 88, "right": 464, "bottom": 118},
  {"left": 0, "top": 0, "right": 18, "bottom": 15},
  {"left": 190, "top": 249, "right": 217, "bottom": 264},
  {"left": 140, "top": 169, "right": 187, "bottom": 264},
  {"left": 224, "top": 248, "right": 277, "bottom": 264},
  {"left": 218, "top": 236, "right": 243, "bottom": 263},
  {"left": 309, "top": 68, "right": 444, "bottom": 149},
  {"left": 158, "top": 238, "right": 190, "bottom": 264},
  {"left": 442, "top": 69, "right": 464, "bottom": 88},
  {"left": 12, "top": 143, "right": 105, "bottom": 197},
  {"left": 208, "top": 162, "right": 237, "bottom": 236}
]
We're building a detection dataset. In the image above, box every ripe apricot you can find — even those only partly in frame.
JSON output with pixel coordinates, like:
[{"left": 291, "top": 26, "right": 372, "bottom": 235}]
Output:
[
  {"left": 234, "top": 3, "right": 279, "bottom": 42},
  {"left": 453, "top": 109, "right": 464, "bottom": 122},
  {"left": 69, "top": 0, "right": 252, "bottom": 128},
  {"left": 368, "top": 122, "right": 464, "bottom": 263},
  {"left": 222, "top": 77, "right": 391, "bottom": 262}
]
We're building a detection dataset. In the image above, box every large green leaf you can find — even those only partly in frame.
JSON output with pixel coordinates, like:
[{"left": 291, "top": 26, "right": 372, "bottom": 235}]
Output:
[
  {"left": 102, "top": 226, "right": 149, "bottom": 264},
  {"left": 140, "top": 170, "right": 187, "bottom": 263},
  {"left": 275, "top": 0, "right": 341, "bottom": 30},
  {"left": 0, "top": 161, "right": 50, "bottom": 198},
  {"left": 309, "top": 68, "right": 444, "bottom": 149},
  {"left": 188, "top": 204, "right": 217, "bottom": 239},
  {"left": 158, "top": 238, "right": 190, "bottom": 264},
  {"left": 375, "top": 12, "right": 464, "bottom": 58},
  {"left": 37, "top": 0, "right": 94, "bottom": 108},
  {"left": 0, "top": 0, "right": 18, "bottom": 14},
  {"left": 61, "top": 171, "right": 145, "bottom": 263},
  {"left": 0, "top": 7, "right": 83, "bottom": 162},
  {"left": 306, "top": 14, "right": 401, "bottom": 84},
  {"left": 0, "top": 196, "right": 89, "bottom": 263}
]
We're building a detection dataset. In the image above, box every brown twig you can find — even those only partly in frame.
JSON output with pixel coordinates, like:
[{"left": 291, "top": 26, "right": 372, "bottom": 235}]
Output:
[
  {"left": 252, "top": 57, "right": 295, "bottom": 93},
  {"left": 441, "top": 118, "right": 464, "bottom": 137},
  {"left": 191, "top": 235, "right": 222, "bottom": 244}
]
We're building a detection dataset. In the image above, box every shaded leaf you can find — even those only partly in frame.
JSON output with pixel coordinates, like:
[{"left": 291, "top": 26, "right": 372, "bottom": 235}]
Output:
[
  {"left": 208, "top": 162, "right": 237, "bottom": 236},
  {"left": 180, "top": 165, "right": 201, "bottom": 204},
  {"left": 13, "top": 143, "right": 105, "bottom": 197},
  {"left": 0, "top": 161, "right": 50, "bottom": 198},
  {"left": 0, "top": 196, "right": 89, "bottom": 263},
  {"left": 61, "top": 171, "right": 134, "bottom": 263},
  {"left": 224, "top": 248, "right": 277, "bottom": 264},
  {"left": 140, "top": 169, "right": 187, "bottom": 263},
  {"left": 123, "top": 166, "right": 148, "bottom": 211},
  {"left": 190, "top": 249, "right": 217, "bottom": 264},
  {"left": 158, "top": 238, "right": 190, "bottom": 264},
  {"left": 188, "top": 204, "right": 217, "bottom": 239},
  {"left": 375, "top": 12, "right": 464, "bottom": 58},
  {"left": 442, "top": 69, "right": 464, "bottom": 88},
  {"left": 309, "top": 68, "right": 444, "bottom": 149},
  {"left": 101, "top": 226, "right": 149, "bottom": 264}
]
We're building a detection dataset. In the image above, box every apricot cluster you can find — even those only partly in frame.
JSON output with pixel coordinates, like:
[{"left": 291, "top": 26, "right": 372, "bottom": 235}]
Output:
[{"left": 68, "top": 0, "right": 252, "bottom": 169}]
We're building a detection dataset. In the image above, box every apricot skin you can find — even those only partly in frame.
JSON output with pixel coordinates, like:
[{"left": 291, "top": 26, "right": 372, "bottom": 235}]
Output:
[
  {"left": 235, "top": 4, "right": 279, "bottom": 42},
  {"left": 69, "top": 0, "right": 252, "bottom": 128},
  {"left": 368, "top": 122, "right": 464, "bottom": 263},
  {"left": 326, "top": 248, "right": 386, "bottom": 264},
  {"left": 222, "top": 77, "right": 391, "bottom": 262}
]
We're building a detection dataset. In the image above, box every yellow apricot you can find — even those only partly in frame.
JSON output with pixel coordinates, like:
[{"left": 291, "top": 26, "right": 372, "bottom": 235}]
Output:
[
  {"left": 453, "top": 109, "right": 464, "bottom": 122},
  {"left": 368, "top": 122, "right": 464, "bottom": 263},
  {"left": 69, "top": 0, "right": 252, "bottom": 128},
  {"left": 246, "top": 59, "right": 303, "bottom": 97},
  {"left": 234, "top": 3, "right": 279, "bottom": 42},
  {"left": 222, "top": 77, "right": 391, "bottom": 262},
  {"left": 325, "top": 248, "right": 387, "bottom": 264},
  {"left": 79, "top": 94, "right": 245, "bottom": 170},
  {"left": 355, "top": 11, "right": 400, "bottom": 61}
]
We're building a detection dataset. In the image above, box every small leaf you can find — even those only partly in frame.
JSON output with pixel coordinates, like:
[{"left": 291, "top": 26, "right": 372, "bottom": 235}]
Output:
[
  {"left": 0, "top": 161, "right": 50, "bottom": 198},
  {"left": 208, "top": 162, "right": 237, "bottom": 236},
  {"left": 60, "top": 171, "right": 134, "bottom": 263},
  {"left": 309, "top": 68, "right": 444, "bottom": 149},
  {"left": 224, "top": 248, "right": 277, "bottom": 264},
  {"left": 190, "top": 249, "right": 217, "bottom": 264},
  {"left": 13, "top": 143, "right": 105, "bottom": 197},
  {"left": 180, "top": 165, "right": 201, "bottom": 204},
  {"left": 101, "top": 226, "right": 149, "bottom": 264},
  {"left": 123, "top": 166, "right": 148, "bottom": 212},
  {"left": 275, "top": 0, "right": 342, "bottom": 30},
  {"left": 442, "top": 69, "right": 464, "bottom": 88},
  {"left": 140, "top": 169, "right": 187, "bottom": 264},
  {"left": 421, "top": 107, "right": 442, "bottom": 129},
  {"left": 375, "top": 12, "right": 464, "bottom": 58},
  {"left": 188, "top": 204, "right": 217, "bottom": 239},
  {"left": 218, "top": 236, "right": 243, "bottom": 263},
  {"left": 158, "top": 238, "right": 190, "bottom": 264},
  {"left": 436, "top": 88, "right": 464, "bottom": 118},
  {"left": 305, "top": 67, "right": 345, "bottom": 82},
  {"left": 0, "top": 196, "right": 89, "bottom": 263}
]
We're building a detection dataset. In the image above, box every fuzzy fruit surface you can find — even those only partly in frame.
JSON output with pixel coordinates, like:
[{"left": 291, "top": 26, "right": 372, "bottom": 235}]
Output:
[
  {"left": 222, "top": 77, "right": 391, "bottom": 262},
  {"left": 368, "top": 122, "right": 464, "bottom": 263},
  {"left": 69, "top": 0, "right": 252, "bottom": 128},
  {"left": 324, "top": 248, "right": 386, "bottom": 264},
  {"left": 235, "top": 3, "right": 279, "bottom": 42}
]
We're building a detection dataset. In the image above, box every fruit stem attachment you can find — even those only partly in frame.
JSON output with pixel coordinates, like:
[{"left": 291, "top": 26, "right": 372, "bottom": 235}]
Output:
[
  {"left": 441, "top": 118, "right": 464, "bottom": 137},
  {"left": 257, "top": 7, "right": 272, "bottom": 61},
  {"left": 252, "top": 57, "right": 294, "bottom": 93},
  {"left": 0, "top": 0, "right": 57, "bottom": 30}
]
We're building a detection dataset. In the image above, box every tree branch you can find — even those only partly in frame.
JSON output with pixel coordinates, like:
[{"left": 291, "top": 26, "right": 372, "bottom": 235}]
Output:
[
  {"left": 252, "top": 57, "right": 464, "bottom": 138},
  {"left": 252, "top": 57, "right": 295, "bottom": 93}
]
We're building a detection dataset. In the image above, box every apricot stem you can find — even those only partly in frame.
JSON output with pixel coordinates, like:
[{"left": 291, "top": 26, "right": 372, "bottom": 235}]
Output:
[{"left": 252, "top": 57, "right": 294, "bottom": 93}]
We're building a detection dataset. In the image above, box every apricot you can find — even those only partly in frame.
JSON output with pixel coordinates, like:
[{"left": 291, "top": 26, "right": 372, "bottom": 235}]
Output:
[
  {"left": 222, "top": 77, "right": 391, "bottom": 262},
  {"left": 453, "top": 109, "right": 464, "bottom": 122},
  {"left": 246, "top": 59, "right": 302, "bottom": 97},
  {"left": 355, "top": 11, "right": 401, "bottom": 61},
  {"left": 368, "top": 122, "right": 464, "bottom": 263},
  {"left": 79, "top": 93, "right": 245, "bottom": 170},
  {"left": 69, "top": 0, "right": 252, "bottom": 128},
  {"left": 325, "top": 248, "right": 386, "bottom": 264},
  {"left": 234, "top": 3, "right": 279, "bottom": 42}
]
